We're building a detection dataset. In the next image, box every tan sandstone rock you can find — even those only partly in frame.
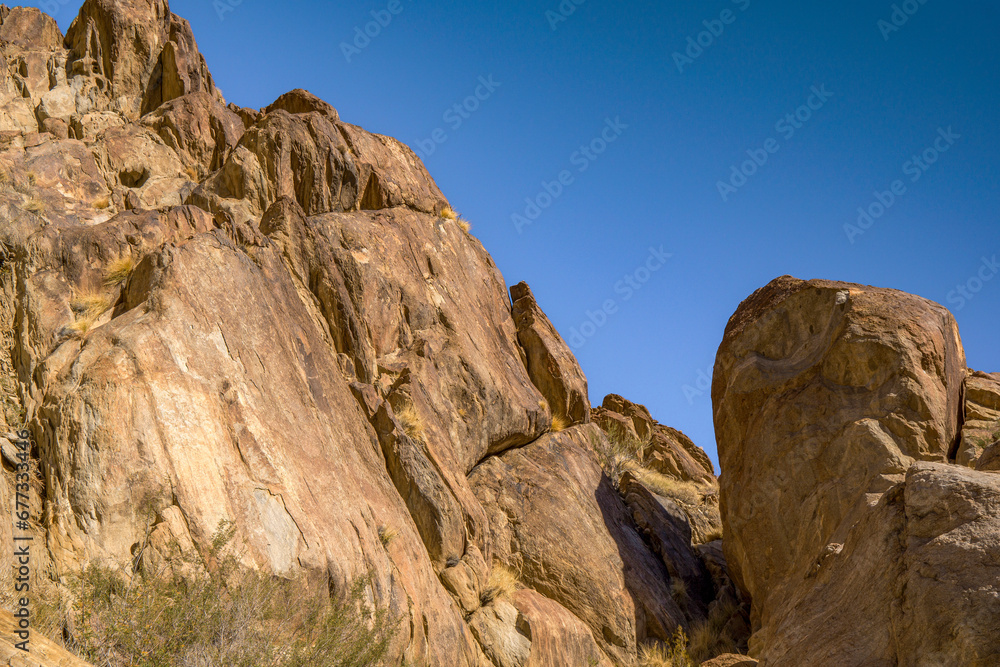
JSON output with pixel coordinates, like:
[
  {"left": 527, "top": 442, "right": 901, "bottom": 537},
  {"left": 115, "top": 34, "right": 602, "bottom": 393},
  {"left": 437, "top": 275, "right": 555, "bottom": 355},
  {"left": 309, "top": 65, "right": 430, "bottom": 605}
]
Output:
[
  {"left": 65, "top": 0, "right": 219, "bottom": 120},
  {"left": 509, "top": 281, "right": 590, "bottom": 427},
  {"left": 957, "top": 370, "right": 1000, "bottom": 467},
  {"left": 0, "top": 2, "right": 715, "bottom": 665},
  {"left": 713, "top": 276, "right": 978, "bottom": 664},
  {"left": 470, "top": 424, "right": 685, "bottom": 664},
  {"left": 713, "top": 277, "right": 965, "bottom": 618},
  {"left": 700, "top": 655, "right": 757, "bottom": 667},
  {"left": 759, "top": 463, "right": 1000, "bottom": 666},
  {"left": 512, "top": 589, "right": 614, "bottom": 667},
  {"left": 0, "top": 610, "right": 93, "bottom": 667}
]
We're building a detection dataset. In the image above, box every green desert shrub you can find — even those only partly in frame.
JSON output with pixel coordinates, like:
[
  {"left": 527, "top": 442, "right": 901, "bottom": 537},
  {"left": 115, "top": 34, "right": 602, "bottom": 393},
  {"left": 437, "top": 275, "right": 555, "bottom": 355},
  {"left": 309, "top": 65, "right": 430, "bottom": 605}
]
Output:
[{"left": 69, "top": 523, "right": 395, "bottom": 667}]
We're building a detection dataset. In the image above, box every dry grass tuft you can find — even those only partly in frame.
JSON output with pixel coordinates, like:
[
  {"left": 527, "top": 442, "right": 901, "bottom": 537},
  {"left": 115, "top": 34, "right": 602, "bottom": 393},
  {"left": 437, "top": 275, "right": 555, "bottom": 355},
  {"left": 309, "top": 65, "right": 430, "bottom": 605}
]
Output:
[
  {"left": 458, "top": 218, "right": 472, "bottom": 234},
  {"left": 395, "top": 403, "right": 425, "bottom": 442},
  {"left": 480, "top": 562, "right": 518, "bottom": 606},
  {"left": 184, "top": 165, "right": 200, "bottom": 182},
  {"left": 104, "top": 256, "right": 136, "bottom": 287},
  {"left": 68, "top": 317, "right": 97, "bottom": 335},
  {"left": 93, "top": 196, "right": 111, "bottom": 210},
  {"left": 635, "top": 469, "right": 703, "bottom": 506},
  {"left": 686, "top": 594, "right": 743, "bottom": 662},
  {"left": 638, "top": 627, "right": 694, "bottom": 667},
  {"left": 439, "top": 207, "right": 457, "bottom": 221},
  {"left": 702, "top": 527, "right": 724, "bottom": 543},
  {"left": 24, "top": 197, "right": 45, "bottom": 213},
  {"left": 69, "top": 289, "right": 112, "bottom": 336},
  {"left": 378, "top": 525, "right": 398, "bottom": 548},
  {"left": 590, "top": 422, "right": 649, "bottom": 489},
  {"left": 27, "top": 171, "right": 36, "bottom": 186},
  {"left": 71, "top": 292, "right": 111, "bottom": 318},
  {"left": 550, "top": 414, "right": 570, "bottom": 433}
]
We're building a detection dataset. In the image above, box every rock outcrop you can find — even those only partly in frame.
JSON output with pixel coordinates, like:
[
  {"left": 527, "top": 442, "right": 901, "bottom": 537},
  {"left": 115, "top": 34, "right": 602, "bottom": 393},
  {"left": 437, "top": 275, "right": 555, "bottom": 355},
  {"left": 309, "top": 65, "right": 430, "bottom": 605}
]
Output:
[
  {"left": 1, "top": 610, "right": 93, "bottom": 667},
  {"left": 713, "top": 275, "right": 1000, "bottom": 665},
  {"left": 957, "top": 370, "right": 1000, "bottom": 467},
  {"left": 0, "top": 2, "right": 728, "bottom": 665}
]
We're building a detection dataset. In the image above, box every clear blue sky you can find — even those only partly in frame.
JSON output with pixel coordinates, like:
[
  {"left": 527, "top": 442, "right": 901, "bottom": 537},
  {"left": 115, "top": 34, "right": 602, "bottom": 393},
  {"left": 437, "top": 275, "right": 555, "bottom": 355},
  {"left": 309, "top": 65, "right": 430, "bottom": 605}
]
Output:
[{"left": 37, "top": 0, "right": 1000, "bottom": 470}]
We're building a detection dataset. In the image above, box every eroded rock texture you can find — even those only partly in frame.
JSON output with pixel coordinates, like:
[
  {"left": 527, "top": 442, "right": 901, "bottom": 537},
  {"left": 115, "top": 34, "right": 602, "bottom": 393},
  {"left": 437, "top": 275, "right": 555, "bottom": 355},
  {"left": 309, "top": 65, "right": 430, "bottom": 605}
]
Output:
[
  {"left": 713, "top": 275, "right": 1000, "bottom": 666},
  {"left": 0, "top": 2, "right": 725, "bottom": 665}
]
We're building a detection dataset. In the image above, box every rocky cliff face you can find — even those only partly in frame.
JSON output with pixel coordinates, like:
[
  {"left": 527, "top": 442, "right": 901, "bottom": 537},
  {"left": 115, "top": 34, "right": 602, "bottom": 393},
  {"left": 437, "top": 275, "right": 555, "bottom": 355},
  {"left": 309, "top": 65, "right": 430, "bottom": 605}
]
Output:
[
  {"left": 714, "top": 276, "right": 1000, "bottom": 666},
  {"left": 0, "top": 2, "right": 730, "bottom": 665},
  {"left": 5, "top": 3, "right": 991, "bottom": 665}
]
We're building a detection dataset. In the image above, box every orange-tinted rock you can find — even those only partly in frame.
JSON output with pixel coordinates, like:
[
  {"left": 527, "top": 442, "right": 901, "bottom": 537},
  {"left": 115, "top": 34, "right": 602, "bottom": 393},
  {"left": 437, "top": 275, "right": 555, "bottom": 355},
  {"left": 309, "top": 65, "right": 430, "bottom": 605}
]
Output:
[{"left": 510, "top": 281, "right": 590, "bottom": 427}]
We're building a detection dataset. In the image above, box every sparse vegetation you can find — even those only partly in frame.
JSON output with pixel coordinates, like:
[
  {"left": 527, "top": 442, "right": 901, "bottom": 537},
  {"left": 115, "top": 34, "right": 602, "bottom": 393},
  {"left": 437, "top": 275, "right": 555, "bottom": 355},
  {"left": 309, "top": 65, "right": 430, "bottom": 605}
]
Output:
[
  {"left": 184, "top": 165, "right": 200, "bottom": 182},
  {"left": 638, "top": 628, "right": 694, "bottom": 667},
  {"left": 1, "top": 576, "right": 63, "bottom": 644},
  {"left": 438, "top": 207, "right": 472, "bottom": 233},
  {"left": 702, "top": 527, "right": 724, "bottom": 543},
  {"left": 69, "top": 289, "right": 112, "bottom": 336},
  {"left": 378, "top": 525, "right": 397, "bottom": 548},
  {"left": 94, "top": 196, "right": 111, "bottom": 210},
  {"left": 635, "top": 469, "right": 703, "bottom": 506},
  {"left": 69, "top": 521, "right": 396, "bottom": 667},
  {"left": 686, "top": 594, "right": 743, "bottom": 662},
  {"left": 24, "top": 197, "right": 46, "bottom": 213},
  {"left": 395, "top": 403, "right": 425, "bottom": 442},
  {"left": 971, "top": 420, "right": 1000, "bottom": 450},
  {"left": 480, "top": 562, "right": 518, "bottom": 606},
  {"left": 550, "top": 414, "right": 570, "bottom": 433},
  {"left": 27, "top": 171, "right": 36, "bottom": 186},
  {"left": 590, "top": 422, "right": 649, "bottom": 489},
  {"left": 71, "top": 291, "right": 111, "bottom": 318},
  {"left": 104, "top": 256, "right": 136, "bottom": 287}
]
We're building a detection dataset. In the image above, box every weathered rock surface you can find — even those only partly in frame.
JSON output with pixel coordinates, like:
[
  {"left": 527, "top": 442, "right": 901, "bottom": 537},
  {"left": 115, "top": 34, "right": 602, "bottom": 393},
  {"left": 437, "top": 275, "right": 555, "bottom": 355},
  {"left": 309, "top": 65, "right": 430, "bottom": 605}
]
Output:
[
  {"left": 592, "top": 394, "right": 721, "bottom": 544},
  {"left": 700, "top": 655, "right": 757, "bottom": 667},
  {"left": 713, "top": 277, "right": 965, "bottom": 620},
  {"left": 957, "top": 370, "right": 1000, "bottom": 467},
  {"left": 760, "top": 463, "right": 1000, "bottom": 667},
  {"left": 470, "top": 424, "right": 685, "bottom": 664},
  {"left": 620, "top": 473, "right": 713, "bottom": 611},
  {"left": 64, "top": 0, "right": 219, "bottom": 119},
  {"left": 139, "top": 91, "right": 244, "bottom": 178},
  {"left": 593, "top": 394, "right": 715, "bottom": 484},
  {"left": 189, "top": 106, "right": 448, "bottom": 224},
  {"left": 468, "top": 599, "right": 531, "bottom": 667},
  {"left": 0, "top": 2, "right": 715, "bottom": 664},
  {"left": 711, "top": 275, "right": 1000, "bottom": 665},
  {"left": 0, "top": 610, "right": 93, "bottom": 667},
  {"left": 512, "top": 589, "right": 614, "bottom": 667},
  {"left": 509, "top": 282, "right": 589, "bottom": 427}
]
